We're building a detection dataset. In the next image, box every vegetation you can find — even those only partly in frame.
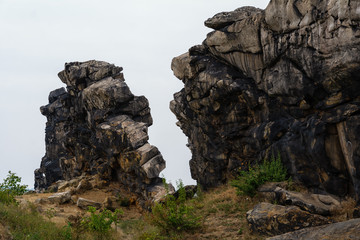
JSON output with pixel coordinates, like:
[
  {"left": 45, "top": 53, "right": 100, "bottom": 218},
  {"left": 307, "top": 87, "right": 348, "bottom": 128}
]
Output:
[
  {"left": 81, "top": 206, "right": 123, "bottom": 237},
  {"left": 149, "top": 180, "right": 202, "bottom": 236},
  {"left": 0, "top": 172, "right": 268, "bottom": 239},
  {"left": 231, "top": 152, "right": 289, "bottom": 197},
  {"left": 0, "top": 201, "right": 71, "bottom": 240},
  {"left": 0, "top": 171, "right": 28, "bottom": 204}
]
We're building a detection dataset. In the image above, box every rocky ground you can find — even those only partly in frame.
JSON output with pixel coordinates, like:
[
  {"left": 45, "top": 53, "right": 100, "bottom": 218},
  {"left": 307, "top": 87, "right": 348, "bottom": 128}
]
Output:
[{"left": 8, "top": 181, "right": 358, "bottom": 240}]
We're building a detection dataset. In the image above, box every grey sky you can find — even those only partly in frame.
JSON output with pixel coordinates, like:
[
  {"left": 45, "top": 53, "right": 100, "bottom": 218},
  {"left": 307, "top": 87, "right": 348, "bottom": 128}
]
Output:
[{"left": 0, "top": 0, "right": 269, "bottom": 188}]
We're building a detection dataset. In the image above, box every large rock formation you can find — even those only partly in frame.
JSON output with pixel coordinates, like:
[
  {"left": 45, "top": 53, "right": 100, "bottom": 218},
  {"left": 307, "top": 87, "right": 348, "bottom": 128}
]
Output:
[
  {"left": 170, "top": 0, "right": 360, "bottom": 203},
  {"left": 35, "top": 60, "right": 165, "bottom": 201}
]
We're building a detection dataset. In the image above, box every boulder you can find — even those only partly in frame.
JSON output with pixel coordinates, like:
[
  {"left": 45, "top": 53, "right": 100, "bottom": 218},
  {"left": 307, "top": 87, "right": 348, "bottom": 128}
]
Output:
[
  {"left": 258, "top": 184, "right": 341, "bottom": 216},
  {"left": 275, "top": 188, "right": 341, "bottom": 216},
  {"left": 147, "top": 182, "right": 175, "bottom": 203},
  {"left": 77, "top": 197, "right": 101, "bottom": 210},
  {"left": 170, "top": 0, "right": 360, "bottom": 204},
  {"left": 48, "top": 191, "right": 72, "bottom": 204},
  {"left": 75, "top": 179, "right": 93, "bottom": 193},
  {"left": 267, "top": 218, "right": 360, "bottom": 240},
  {"left": 35, "top": 60, "right": 166, "bottom": 204},
  {"left": 246, "top": 202, "right": 332, "bottom": 236}
]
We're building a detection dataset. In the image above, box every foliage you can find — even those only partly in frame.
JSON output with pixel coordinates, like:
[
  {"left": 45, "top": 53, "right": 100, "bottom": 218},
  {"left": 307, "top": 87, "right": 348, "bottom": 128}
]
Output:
[
  {"left": 150, "top": 179, "right": 202, "bottom": 235},
  {"left": 81, "top": 206, "right": 123, "bottom": 237},
  {"left": 0, "top": 190, "right": 16, "bottom": 205},
  {"left": 0, "top": 171, "right": 28, "bottom": 204},
  {"left": 231, "top": 152, "right": 289, "bottom": 197},
  {"left": 0, "top": 171, "right": 28, "bottom": 195}
]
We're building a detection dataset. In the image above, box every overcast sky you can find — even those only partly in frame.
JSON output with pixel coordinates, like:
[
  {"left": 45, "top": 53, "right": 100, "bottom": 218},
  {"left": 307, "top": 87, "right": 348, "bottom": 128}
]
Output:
[{"left": 0, "top": 0, "right": 269, "bottom": 189}]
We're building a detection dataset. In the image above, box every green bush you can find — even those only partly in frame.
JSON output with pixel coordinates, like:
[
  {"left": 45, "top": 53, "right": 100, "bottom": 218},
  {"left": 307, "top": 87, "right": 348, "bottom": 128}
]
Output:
[
  {"left": 231, "top": 152, "right": 289, "bottom": 197},
  {"left": 0, "top": 171, "right": 28, "bottom": 195},
  {"left": 0, "top": 171, "right": 28, "bottom": 204},
  {"left": 150, "top": 180, "right": 201, "bottom": 234},
  {"left": 81, "top": 206, "right": 123, "bottom": 238}
]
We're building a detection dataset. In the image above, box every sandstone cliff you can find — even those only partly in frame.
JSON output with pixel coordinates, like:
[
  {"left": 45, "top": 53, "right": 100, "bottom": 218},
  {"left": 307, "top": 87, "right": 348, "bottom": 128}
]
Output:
[
  {"left": 35, "top": 60, "right": 165, "bottom": 201},
  {"left": 171, "top": 0, "right": 360, "bottom": 203}
]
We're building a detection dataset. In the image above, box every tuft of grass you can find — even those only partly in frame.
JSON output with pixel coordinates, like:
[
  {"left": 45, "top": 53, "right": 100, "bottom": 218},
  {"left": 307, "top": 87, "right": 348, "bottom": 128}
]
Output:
[{"left": 231, "top": 152, "right": 289, "bottom": 197}]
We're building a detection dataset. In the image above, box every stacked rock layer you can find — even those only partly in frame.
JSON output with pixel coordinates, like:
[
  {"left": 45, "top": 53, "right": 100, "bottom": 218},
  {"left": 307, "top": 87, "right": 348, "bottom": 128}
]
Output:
[
  {"left": 35, "top": 60, "right": 165, "bottom": 200},
  {"left": 171, "top": 0, "right": 360, "bottom": 202}
]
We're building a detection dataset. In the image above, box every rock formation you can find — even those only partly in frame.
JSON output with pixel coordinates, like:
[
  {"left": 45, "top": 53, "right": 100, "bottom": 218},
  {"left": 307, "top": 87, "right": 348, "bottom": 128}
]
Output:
[
  {"left": 170, "top": 0, "right": 360, "bottom": 203},
  {"left": 35, "top": 60, "right": 166, "bottom": 202},
  {"left": 267, "top": 218, "right": 360, "bottom": 240}
]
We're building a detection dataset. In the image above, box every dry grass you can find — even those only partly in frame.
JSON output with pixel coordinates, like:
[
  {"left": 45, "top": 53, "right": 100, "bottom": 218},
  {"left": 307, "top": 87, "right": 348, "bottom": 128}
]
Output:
[
  {"left": 180, "top": 185, "right": 265, "bottom": 240},
  {"left": 331, "top": 197, "right": 357, "bottom": 222}
]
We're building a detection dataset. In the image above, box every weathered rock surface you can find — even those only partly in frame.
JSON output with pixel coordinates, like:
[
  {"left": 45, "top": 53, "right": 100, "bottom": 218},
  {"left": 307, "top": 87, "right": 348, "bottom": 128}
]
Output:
[
  {"left": 48, "top": 191, "right": 72, "bottom": 205},
  {"left": 35, "top": 60, "right": 166, "bottom": 203},
  {"left": 267, "top": 218, "right": 360, "bottom": 240},
  {"left": 246, "top": 202, "right": 332, "bottom": 236},
  {"left": 77, "top": 197, "right": 101, "bottom": 210},
  {"left": 258, "top": 184, "right": 341, "bottom": 216},
  {"left": 170, "top": 0, "right": 360, "bottom": 203}
]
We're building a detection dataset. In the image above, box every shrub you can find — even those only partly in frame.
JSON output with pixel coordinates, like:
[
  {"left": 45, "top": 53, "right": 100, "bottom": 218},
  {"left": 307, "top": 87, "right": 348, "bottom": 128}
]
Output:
[
  {"left": 81, "top": 206, "right": 123, "bottom": 238},
  {"left": 150, "top": 180, "right": 202, "bottom": 234},
  {"left": 0, "top": 190, "right": 16, "bottom": 205},
  {"left": 0, "top": 171, "right": 28, "bottom": 204},
  {"left": 231, "top": 152, "right": 289, "bottom": 197},
  {"left": 0, "top": 171, "right": 28, "bottom": 195}
]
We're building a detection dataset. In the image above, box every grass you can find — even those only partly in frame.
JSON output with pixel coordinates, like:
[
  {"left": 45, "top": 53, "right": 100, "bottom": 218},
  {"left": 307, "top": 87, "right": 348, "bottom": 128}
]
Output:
[{"left": 0, "top": 202, "right": 70, "bottom": 240}]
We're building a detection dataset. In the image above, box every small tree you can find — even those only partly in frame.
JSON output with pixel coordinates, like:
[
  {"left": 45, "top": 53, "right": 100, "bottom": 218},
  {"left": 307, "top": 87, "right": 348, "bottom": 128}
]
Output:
[
  {"left": 0, "top": 171, "right": 28, "bottom": 204},
  {"left": 0, "top": 171, "right": 28, "bottom": 195}
]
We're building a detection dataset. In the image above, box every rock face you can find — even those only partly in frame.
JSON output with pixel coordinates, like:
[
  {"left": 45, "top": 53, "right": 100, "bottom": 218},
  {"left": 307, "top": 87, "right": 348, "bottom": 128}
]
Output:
[
  {"left": 35, "top": 60, "right": 165, "bottom": 202},
  {"left": 267, "top": 218, "right": 360, "bottom": 240},
  {"left": 170, "top": 0, "right": 360, "bottom": 202}
]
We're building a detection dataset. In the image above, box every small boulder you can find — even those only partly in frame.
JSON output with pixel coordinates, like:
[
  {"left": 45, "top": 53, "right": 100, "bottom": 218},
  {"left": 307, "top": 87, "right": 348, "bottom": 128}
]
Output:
[
  {"left": 147, "top": 182, "right": 175, "bottom": 203},
  {"left": 259, "top": 185, "right": 341, "bottom": 216},
  {"left": 77, "top": 197, "right": 101, "bottom": 210},
  {"left": 76, "top": 179, "right": 92, "bottom": 193},
  {"left": 247, "top": 202, "right": 332, "bottom": 236},
  {"left": 103, "top": 196, "right": 123, "bottom": 211},
  {"left": 48, "top": 191, "right": 72, "bottom": 204}
]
